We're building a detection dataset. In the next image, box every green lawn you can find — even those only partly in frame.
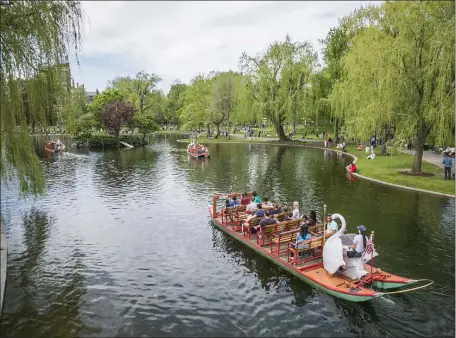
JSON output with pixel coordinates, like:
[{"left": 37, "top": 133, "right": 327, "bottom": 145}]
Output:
[
  {"left": 345, "top": 146, "right": 454, "bottom": 196},
  {"left": 178, "top": 137, "right": 275, "bottom": 144}
]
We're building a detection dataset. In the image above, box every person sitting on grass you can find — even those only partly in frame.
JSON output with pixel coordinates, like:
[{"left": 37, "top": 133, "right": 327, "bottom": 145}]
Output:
[
  {"left": 346, "top": 162, "right": 357, "bottom": 173},
  {"left": 357, "top": 143, "right": 363, "bottom": 151},
  {"left": 290, "top": 225, "right": 311, "bottom": 259},
  {"left": 341, "top": 142, "right": 347, "bottom": 153}
]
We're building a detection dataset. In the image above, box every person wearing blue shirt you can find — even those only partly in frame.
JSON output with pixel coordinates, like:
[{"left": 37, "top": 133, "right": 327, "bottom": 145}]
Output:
[
  {"left": 442, "top": 154, "right": 453, "bottom": 180},
  {"left": 230, "top": 196, "right": 240, "bottom": 207},
  {"left": 290, "top": 225, "right": 311, "bottom": 259}
]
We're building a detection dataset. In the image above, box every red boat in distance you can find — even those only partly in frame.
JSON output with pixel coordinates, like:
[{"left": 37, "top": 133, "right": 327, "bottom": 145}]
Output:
[
  {"left": 45, "top": 139, "right": 65, "bottom": 154},
  {"left": 187, "top": 141, "right": 210, "bottom": 158}
]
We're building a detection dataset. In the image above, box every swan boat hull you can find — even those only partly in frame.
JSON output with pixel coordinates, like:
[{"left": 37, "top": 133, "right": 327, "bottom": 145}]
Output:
[{"left": 208, "top": 197, "right": 422, "bottom": 302}]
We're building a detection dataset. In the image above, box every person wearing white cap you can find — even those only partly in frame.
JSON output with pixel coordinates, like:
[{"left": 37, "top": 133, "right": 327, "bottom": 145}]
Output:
[{"left": 351, "top": 225, "right": 368, "bottom": 254}]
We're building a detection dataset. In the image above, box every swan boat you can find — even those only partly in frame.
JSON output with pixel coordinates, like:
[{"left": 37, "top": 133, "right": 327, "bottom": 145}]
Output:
[
  {"left": 45, "top": 140, "right": 65, "bottom": 154},
  {"left": 187, "top": 142, "right": 210, "bottom": 158},
  {"left": 208, "top": 193, "right": 433, "bottom": 302}
]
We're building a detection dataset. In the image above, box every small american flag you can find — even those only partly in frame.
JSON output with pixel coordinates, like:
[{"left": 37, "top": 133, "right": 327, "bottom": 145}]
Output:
[{"left": 365, "top": 237, "right": 374, "bottom": 255}]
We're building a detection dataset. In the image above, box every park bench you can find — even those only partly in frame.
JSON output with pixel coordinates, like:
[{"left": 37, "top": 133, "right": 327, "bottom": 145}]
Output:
[
  {"left": 287, "top": 236, "right": 324, "bottom": 265},
  {"left": 270, "top": 219, "right": 302, "bottom": 256}
]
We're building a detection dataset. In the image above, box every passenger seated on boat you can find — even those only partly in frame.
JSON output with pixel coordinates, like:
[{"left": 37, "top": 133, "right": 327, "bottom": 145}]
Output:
[
  {"left": 270, "top": 203, "right": 282, "bottom": 216},
  {"left": 307, "top": 210, "right": 317, "bottom": 226},
  {"left": 246, "top": 197, "right": 258, "bottom": 213},
  {"left": 246, "top": 204, "right": 264, "bottom": 222},
  {"left": 349, "top": 225, "right": 368, "bottom": 256},
  {"left": 230, "top": 196, "right": 240, "bottom": 207},
  {"left": 326, "top": 214, "right": 338, "bottom": 235},
  {"left": 262, "top": 197, "right": 272, "bottom": 207},
  {"left": 284, "top": 211, "right": 293, "bottom": 221},
  {"left": 255, "top": 211, "right": 278, "bottom": 236},
  {"left": 240, "top": 193, "right": 250, "bottom": 206},
  {"left": 252, "top": 191, "right": 262, "bottom": 203},
  {"left": 290, "top": 225, "right": 311, "bottom": 258},
  {"left": 291, "top": 201, "right": 300, "bottom": 220}
]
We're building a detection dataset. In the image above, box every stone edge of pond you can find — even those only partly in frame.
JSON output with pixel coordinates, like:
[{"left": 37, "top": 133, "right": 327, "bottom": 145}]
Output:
[
  {"left": 0, "top": 217, "right": 6, "bottom": 318},
  {"left": 176, "top": 139, "right": 455, "bottom": 199}
]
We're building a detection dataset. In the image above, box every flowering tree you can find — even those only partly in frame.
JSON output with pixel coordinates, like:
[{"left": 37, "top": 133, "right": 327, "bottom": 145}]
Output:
[{"left": 101, "top": 100, "right": 135, "bottom": 137}]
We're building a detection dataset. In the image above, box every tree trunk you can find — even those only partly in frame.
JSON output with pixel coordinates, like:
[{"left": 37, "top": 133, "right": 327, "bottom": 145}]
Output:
[
  {"left": 275, "top": 123, "right": 288, "bottom": 141},
  {"left": 411, "top": 120, "right": 427, "bottom": 174},
  {"left": 142, "top": 133, "right": 146, "bottom": 143},
  {"left": 227, "top": 120, "right": 231, "bottom": 140},
  {"left": 216, "top": 124, "right": 220, "bottom": 137},
  {"left": 292, "top": 120, "right": 296, "bottom": 136}
]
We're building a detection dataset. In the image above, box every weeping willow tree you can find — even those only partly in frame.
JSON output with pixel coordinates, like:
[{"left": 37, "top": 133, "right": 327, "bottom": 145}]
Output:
[
  {"left": 331, "top": 1, "right": 454, "bottom": 174},
  {"left": 239, "top": 34, "right": 317, "bottom": 141},
  {"left": 0, "top": 0, "right": 83, "bottom": 194}
]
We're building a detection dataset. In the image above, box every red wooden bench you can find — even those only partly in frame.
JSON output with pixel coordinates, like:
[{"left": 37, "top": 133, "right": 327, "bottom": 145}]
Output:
[
  {"left": 287, "top": 236, "right": 324, "bottom": 265},
  {"left": 270, "top": 219, "right": 302, "bottom": 256}
]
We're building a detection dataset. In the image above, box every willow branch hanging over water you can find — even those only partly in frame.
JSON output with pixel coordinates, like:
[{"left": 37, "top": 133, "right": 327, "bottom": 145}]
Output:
[{"left": 0, "top": 1, "right": 83, "bottom": 194}]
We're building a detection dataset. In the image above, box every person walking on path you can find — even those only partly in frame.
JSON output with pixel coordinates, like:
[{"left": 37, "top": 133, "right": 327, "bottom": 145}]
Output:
[{"left": 442, "top": 154, "right": 453, "bottom": 180}]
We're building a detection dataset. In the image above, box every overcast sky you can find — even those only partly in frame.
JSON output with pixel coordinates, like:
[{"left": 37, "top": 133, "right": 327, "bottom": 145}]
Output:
[{"left": 69, "top": 1, "right": 374, "bottom": 94}]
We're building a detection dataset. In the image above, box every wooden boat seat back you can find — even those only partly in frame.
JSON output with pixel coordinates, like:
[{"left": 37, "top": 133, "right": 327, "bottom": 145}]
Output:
[
  {"left": 256, "top": 222, "right": 278, "bottom": 245},
  {"left": 242, "top": 216, "right": 263, "bottom": 239},
  {"left": 288, "top": 236, "right": 324, "bottom": 265},
  {"left": 274, "top": 219, "right": 301, "bottom": 235}
]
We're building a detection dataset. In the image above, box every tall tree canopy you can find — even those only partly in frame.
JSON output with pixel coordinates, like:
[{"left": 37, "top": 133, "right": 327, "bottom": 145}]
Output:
[
  {"left": 1, "top": 0, "right": 83, "bottom": 194},
  {"left": 331, "top": 1, "right": 454, "bottom": 173},
  {"left": 239, "top": 34, "right": 318, "bottom": 141}
]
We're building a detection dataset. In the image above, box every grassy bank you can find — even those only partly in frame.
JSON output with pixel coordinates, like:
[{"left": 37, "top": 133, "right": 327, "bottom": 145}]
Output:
[
  {"left": 74, "top": 134, "right": 147, "bottom": 148},
  {"left": 344, "top": 146, "right": 454, "bottom": 196},
  {"left": 178, "top": 137, "right": 276, "bottom": 144}
]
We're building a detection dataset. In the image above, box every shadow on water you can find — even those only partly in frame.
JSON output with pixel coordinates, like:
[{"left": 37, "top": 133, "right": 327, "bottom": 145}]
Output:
[{"left": 0, "top": 209, "right": 100, "bottom": 337}]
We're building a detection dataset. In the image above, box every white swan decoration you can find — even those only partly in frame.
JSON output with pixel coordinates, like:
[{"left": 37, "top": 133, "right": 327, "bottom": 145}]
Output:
[{"left": 322, "top": 213, "right": 346, "bottom": 274}]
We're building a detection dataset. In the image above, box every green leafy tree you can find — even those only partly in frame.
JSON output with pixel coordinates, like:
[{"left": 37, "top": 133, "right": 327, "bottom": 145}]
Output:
[
  {"left": 331, "top": 1, "right": 454, "bottom": 173},
  {"left": 1, "top": 0, "right": 82, "bottom": 194},
  {"left": 87, "top": 88, "right": 124, "bottom": 128},
  {"left": 109, "top": 71, "right": 161, "bottom": 114},
  {"left": 179, "top": 74, "right": 213, "bottom": 132},
  {"left": 166, "top": 80, "right": 188, "bottom": 125},
  {"left": 239, "top": 34, "right": 317, "bottom": 141},
  {"left": 132, "top": 114, "right": 159, "bottom": 142}
]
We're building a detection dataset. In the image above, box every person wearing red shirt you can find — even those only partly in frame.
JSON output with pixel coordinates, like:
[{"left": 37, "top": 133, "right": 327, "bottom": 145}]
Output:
[
  {"left": 240, "top": 192, "right": 250, "bottom": 206},
  {"left": 347, "top": 162, "right": 357, "bottom": 173}
]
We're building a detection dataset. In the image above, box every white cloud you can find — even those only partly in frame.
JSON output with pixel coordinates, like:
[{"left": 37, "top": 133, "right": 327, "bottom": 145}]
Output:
[{"left": 70, "top": 1, "right": 375, "bottom": 94}]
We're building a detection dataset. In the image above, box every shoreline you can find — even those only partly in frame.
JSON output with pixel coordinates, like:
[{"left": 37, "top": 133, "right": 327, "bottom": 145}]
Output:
[{"left": 177, "top": 138, "right": 455, "bottom": 199}]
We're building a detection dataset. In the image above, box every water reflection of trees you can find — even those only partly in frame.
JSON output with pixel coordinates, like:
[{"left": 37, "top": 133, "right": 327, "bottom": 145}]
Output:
[
  {"left": 92, "top": 148, "right": 159, "bottom": 198},
  {"left": 0, "top": 209, "right": 99, "bottom": 337}
]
